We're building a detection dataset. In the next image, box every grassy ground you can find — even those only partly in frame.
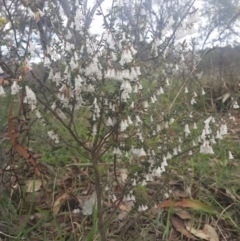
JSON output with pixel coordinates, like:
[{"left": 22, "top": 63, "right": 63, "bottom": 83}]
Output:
[{"left": 1, "top": 90, "right": 240, "bottom": 240}]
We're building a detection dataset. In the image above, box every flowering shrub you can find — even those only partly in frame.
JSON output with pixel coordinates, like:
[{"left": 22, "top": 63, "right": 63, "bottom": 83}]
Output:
[{"left": 0, "top": 0, "right": 237, "bottom": 240}]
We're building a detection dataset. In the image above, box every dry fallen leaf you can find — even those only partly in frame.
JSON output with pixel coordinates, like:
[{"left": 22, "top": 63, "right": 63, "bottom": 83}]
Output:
[
  {"left": 169, "top": 227, "right": 181, "bottom": 241},
  {"left": 119, "top": 201, "right": 134, "bottom": 212},
  {"left": 170, "top": 216, "right": 197, "bottom": 240},
  {"left": 153, "top": 199, "right": 215, "bottom": 214},
  {"left": 25, "top": 179, "right": 42, "bottom": 192},
  {"left": 117, "top": 211, "right": 128, "bottom": 221},
  {"left": 186, "top": 225, "right": 210, "bottom": 240},
  {"left": 119, "top": 203, "right": 129, "bottom": 211},
  {"left": 173, "top": 189, "right": 189, "bottom": 198},
  {"left": 175, "top": 210, "right": 192, "bottom": 220},
  {"left": 8, "top": 99, "right": 40, "bottom": 176},
  {"left": 53, "top": 193, "right": 68, "bottom": 215},
  {"left": 203, "top": 224, "right": 219, "bottom": 241},
  {"left": 169, "top": 178, "right": 182, "bottom": 185}
]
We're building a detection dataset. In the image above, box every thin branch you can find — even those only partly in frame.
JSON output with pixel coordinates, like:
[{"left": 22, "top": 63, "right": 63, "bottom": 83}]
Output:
[
  {"left": 36, "top": 97, "right": 91, "bottom": 153},
  {"left": 3, "top": 0, "right": 19, "bottom": 52}
]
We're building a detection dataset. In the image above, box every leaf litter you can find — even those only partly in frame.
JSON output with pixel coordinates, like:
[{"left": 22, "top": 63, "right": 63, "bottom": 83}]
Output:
[{"left": 1, "top": 133, "right": 240, "bottom": 240}]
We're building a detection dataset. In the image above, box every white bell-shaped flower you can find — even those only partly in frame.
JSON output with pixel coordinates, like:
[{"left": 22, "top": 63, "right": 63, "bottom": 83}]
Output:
[
  {"left": 11, "top": 81, "right": 21, "bottom": 95},
  {"left": 24, "top": 86, "right": 37, "bottom": 110},
  {"left": 173, "top": 148, "right": 178, "bottom": 155},
  {"left": 132, "top": 178, "right": 136, "bottom": 186},
  {"left": 216, "top": 130, "right": 223, "bottom": 140},
  {"left": 0, "top": 85, "right": 6, "bottom": 96},
  {"left": 233, "top": 101, "right": 239, "bottom": 109},
  {"left": 200, "top": 140, "right": 214, "bottom": 154},
  {"left": 106, "top": 117, "right": 114, "bottom": 127},
  {"left": 229, "top": 151, "right": 234, "bottom": 160},
  {"left": 184, "top": 124, "right": 190, "bottom": 136},
  {"left": 0, "top": 66, "right": 4, "bottom": 74}
]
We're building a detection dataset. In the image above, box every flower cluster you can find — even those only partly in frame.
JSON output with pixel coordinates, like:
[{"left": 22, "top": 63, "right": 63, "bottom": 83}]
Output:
[{"left": 0, "top": 0, "right": 236, "bottom": 221}]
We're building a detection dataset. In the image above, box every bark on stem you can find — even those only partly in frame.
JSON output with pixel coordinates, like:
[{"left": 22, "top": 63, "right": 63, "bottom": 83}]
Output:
[{"left": 92, "top": 154, "right": 107, "bottom": 241}]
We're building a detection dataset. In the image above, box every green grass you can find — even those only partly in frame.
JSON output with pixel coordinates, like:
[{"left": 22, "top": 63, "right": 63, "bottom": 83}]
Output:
[{"left": 1, "top": 77, "right": 240, "bottom": 240}]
